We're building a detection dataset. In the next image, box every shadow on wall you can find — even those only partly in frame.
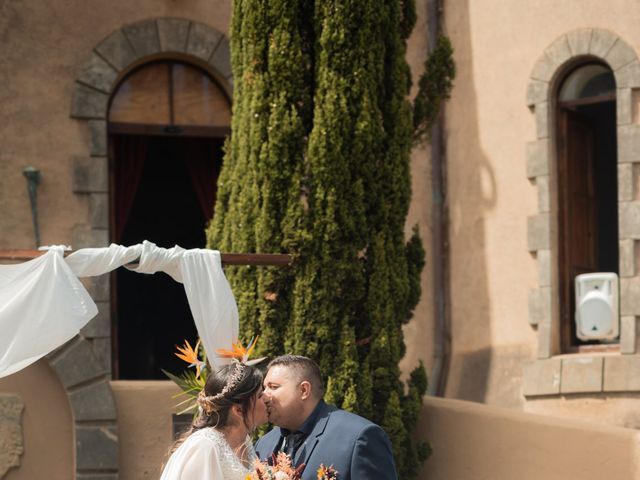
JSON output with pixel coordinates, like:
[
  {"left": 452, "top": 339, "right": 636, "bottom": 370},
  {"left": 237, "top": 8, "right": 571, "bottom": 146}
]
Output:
[{"left": 442, "top": 0, "right": 498, "bottom": 404}]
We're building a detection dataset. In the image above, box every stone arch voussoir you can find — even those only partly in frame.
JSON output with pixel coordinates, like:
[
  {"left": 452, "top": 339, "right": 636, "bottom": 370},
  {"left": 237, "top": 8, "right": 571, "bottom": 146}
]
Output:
[
  {"left": 525, "top": 29, "right": 640, "bottom": 362},
  {"left": 63, "top": 17, "right": 233, "bottom": 479}
]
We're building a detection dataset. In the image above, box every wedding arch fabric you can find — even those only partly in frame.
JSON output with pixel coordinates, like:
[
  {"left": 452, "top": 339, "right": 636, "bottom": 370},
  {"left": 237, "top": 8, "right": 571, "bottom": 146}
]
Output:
[{"left": 0, "top": 241, "right": 238, "bottom": 378}]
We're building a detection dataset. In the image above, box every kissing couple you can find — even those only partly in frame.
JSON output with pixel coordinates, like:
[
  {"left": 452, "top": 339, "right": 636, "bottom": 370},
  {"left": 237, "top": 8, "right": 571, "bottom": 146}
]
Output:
[{"left": 160, "top": 355, "right": 398, "bottom": 480}]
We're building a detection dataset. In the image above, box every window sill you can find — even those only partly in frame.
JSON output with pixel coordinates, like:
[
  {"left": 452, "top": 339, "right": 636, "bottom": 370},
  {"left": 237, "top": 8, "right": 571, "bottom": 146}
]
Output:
[{"left": 523, "top": 351, "right": 640, "bottom": 397}]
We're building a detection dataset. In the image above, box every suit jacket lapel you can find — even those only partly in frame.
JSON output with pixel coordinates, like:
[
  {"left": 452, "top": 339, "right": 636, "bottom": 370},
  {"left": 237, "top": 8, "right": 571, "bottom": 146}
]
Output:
[{"left": 295, "top": 402, "right": 332, "bottom": 468}]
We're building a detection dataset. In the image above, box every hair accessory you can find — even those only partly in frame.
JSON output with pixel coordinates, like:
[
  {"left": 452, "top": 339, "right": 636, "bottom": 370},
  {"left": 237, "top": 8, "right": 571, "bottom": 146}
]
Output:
[{"left": 198, "top": 361, "right": 247, "bottom": 414}]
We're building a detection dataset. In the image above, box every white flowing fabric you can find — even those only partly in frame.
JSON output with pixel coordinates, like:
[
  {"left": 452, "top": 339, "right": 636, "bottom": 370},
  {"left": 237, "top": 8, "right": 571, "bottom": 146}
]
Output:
[
  {"left": 160, "top": 428, "right": 255, "bottom": 480},
  {"left": 0, "top": 241, "right": 238, "bottom": 378}
]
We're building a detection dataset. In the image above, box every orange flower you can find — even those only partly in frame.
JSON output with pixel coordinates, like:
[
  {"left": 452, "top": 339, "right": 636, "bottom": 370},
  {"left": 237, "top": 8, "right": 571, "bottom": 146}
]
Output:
[
  {"left": 175, "top": 339, "right": 206, "bottom": 378},
  {"left": 216, "top": 336, "right": 265, "bottom": 365}
]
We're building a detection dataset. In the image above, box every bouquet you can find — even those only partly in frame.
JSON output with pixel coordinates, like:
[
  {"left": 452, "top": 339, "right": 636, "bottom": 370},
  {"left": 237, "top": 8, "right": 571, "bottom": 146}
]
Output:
[
  {"left": 247, "top": 452, "right": 305, "bottom": 480},
  {"left": 246, "top": 452, "right": 338, "bottom": 480}
]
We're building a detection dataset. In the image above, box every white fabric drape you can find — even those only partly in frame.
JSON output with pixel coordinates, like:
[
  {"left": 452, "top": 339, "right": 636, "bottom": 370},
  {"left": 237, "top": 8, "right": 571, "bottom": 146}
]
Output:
[{"left": 0, "top": 241, "right": 238, "bottom": 378}]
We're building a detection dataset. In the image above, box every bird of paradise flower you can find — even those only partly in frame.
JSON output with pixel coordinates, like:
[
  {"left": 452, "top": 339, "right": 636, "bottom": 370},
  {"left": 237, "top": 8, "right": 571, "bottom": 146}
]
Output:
[
  {"left": 161, "top": 339, "right": 209, "bottom": 415},
  {"left": 216, "top": 336, "right": 266, "bottom": 365},
  {"left": 163, "top": 336, "right": 265, "bottom": 415}
]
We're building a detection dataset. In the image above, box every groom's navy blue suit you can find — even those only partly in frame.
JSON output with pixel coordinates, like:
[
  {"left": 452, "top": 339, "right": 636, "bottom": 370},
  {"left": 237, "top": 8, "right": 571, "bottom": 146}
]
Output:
[{"left": 255, "top": 400, "right": 397, "bottom": 480}]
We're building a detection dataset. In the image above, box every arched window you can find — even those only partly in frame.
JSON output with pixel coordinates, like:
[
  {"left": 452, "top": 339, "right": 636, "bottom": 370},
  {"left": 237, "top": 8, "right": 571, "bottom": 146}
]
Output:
[
  {"left": 108, "top": 60, "right": 230, "bottom": 379},
  {"left": 556, "top": 62, "right": 618, "bottom": 352}
]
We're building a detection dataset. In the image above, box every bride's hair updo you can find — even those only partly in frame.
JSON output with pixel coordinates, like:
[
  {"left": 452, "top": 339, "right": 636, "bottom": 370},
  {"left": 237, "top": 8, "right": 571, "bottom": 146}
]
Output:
[{"left": 170, "top": 363, "right": 263, "bottom": 453}]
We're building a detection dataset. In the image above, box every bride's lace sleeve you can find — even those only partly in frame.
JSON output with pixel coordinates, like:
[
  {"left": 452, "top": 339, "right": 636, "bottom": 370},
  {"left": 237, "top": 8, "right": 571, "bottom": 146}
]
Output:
[{"left": 160, "top": 431, "right": 226, "bottom": 480}]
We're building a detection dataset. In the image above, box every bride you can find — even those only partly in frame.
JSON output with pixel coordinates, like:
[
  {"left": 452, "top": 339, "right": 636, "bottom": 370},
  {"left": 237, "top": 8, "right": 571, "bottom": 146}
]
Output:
[{"left": 160, "top": 362, "right": 267, "bottom": 479}]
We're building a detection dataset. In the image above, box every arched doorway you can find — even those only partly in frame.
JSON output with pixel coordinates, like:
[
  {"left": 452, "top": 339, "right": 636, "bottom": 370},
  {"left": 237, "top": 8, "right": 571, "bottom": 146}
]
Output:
[
  {"left": 555, "top": 62, "right": 619, "bottom": 351},
  {"left": 108, "top": 60, "right": 231, "bottom": 379}
]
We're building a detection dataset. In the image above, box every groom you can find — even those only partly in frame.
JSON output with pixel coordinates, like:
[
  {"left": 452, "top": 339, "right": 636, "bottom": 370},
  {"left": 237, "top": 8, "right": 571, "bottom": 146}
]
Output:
[{"left": 255, "top": 355, "right": 398, "bottom": 479}]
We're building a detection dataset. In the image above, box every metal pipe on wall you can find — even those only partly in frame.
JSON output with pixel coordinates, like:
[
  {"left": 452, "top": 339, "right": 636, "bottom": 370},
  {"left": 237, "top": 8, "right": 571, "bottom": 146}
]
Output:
[{"left": 426, "top": 0, "right": 451, "bottom": 397}]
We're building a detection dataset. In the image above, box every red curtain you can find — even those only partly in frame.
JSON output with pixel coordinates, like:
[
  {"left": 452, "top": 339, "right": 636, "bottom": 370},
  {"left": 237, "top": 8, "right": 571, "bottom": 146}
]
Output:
[
  {"left": 113, "top": 136, "right": 148, "bottom": 242},
  {"left": 184, "top": 139, "right": 219, "bottom": 222}
]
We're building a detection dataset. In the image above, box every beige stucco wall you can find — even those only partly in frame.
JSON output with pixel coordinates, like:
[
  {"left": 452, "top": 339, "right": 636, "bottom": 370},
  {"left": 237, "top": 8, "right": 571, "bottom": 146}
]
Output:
[
  {"left": 436, "top": 0, "right": 640, "bottom": 419},
  {"left": 0, "top": 361, "right": 73, "bottom": 480},
  {"left": 111, "top": 381, "right": 181, "bottom": 480},
  {"left": 0, "top": 0, "right": 232, "bottom": 249},
  {"left": 6, "top": 0, "right": 640, "bottom": 477},
  {"left": 420, "top": 396, "right": 640, "bottom": 479}
]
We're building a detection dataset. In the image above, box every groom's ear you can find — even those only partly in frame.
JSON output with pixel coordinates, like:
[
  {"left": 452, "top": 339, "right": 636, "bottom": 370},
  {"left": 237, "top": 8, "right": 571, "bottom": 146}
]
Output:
[{"left": 299, "top": 380, "right": 312, "bottom": 400}]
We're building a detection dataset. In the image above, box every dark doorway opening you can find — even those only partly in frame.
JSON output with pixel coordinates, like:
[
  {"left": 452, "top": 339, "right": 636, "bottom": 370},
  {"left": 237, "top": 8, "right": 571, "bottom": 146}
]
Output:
[
  {"left": 557, "top": 98, "right": 618, "bottom": 350},
  {"left": 112, "top": 134, "right": 223, "bottom": 379}
]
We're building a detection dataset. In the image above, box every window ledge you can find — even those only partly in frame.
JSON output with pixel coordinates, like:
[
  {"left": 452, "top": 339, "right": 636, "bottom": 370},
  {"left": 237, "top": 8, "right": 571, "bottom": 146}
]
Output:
[{"left": 523, "top": 352, "right": 640, "bottom": 397}]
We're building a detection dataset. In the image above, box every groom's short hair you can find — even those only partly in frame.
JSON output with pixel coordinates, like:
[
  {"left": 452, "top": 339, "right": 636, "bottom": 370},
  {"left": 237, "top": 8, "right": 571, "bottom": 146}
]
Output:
[{"left": 268, "top": 355, "right": 324, "bottom": 397}]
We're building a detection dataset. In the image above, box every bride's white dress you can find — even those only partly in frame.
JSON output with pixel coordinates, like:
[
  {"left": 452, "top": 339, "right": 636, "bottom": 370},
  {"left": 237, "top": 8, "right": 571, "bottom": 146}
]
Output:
[{"left": 160, "top": 428, "right": 257, "bottom": 480}]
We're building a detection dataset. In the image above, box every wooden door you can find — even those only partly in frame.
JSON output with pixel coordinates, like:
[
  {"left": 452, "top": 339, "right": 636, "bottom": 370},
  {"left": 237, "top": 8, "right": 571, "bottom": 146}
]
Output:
[{"left": 557, "top": 109, "right": 598, "bottom": 348}]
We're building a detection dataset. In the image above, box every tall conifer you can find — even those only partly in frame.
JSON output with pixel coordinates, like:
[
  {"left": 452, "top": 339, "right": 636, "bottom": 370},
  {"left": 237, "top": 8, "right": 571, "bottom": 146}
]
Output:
[{"left": 208, "top": 0, "right": 438, "bottom": 476}]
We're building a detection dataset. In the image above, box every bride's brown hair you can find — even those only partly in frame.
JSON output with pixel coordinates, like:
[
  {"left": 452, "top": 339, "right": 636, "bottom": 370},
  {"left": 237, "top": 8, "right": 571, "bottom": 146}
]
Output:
[{"left": 169, "top": 363, "right": 263, "bottom": 453}]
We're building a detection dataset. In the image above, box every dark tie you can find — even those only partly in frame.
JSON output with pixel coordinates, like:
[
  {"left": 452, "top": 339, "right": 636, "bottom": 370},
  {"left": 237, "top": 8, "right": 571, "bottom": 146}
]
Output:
[{"left": 283, "top": 431, "right": 306, "bottom": 460}]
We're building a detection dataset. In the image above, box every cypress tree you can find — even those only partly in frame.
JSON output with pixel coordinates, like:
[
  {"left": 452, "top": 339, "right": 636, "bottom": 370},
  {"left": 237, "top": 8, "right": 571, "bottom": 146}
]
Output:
[{"left": 208, "top": 0, "right": 453, "bottom": 477}]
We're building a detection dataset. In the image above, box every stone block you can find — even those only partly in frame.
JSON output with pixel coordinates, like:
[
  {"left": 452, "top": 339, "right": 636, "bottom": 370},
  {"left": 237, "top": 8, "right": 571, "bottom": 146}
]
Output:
[
  {"left": 123, "top": 20, "right": 160, "bottom": 58},
  {"left": 77, "top": 53, "right": 118, "bottom": 94},
  {"left": 50, "top": 338, "right": 106, "bottom": 388},
  {"left": 606, "top": 39, "right": 638, "bottom": 71},
  {"left": 73, "top": 157, "right": 91, "bottom": 193},
  {"left": 544, "top": 35, "right": 571, "bottom": 70},
  {"left": 73, "top": 156, "right": 108, "bottom": 194},
  {"left": 0, "top": 394, "right": 24, "bottom": 478},
  {"left": 522, "top": 358, "right": 561, "bottom": 396},
  {"left": 209, "top": 37, "right": 232, "bottom": 79},
  {"left": 616, "top": 60, "right": 640, "bottom": 89},
  {"left": 619, "top": 239, "right": 635, "bottom": 277},
  {"left": 526, "top": 79, "right": 549, "bottom": 107},
  {"left": 603, "top": 355, "right": 640, "bottom": 391},
  {"left": 560, "top": 356, "right": 603, "bottom": 393},
  {"left": 71, "top": 84, "right": 108, "bottom": 119},
  {"left": 566, "top": 29, "right": 592, "bottom": 56},
  {"left": 77, "top": 475, "right": 118, "bottom": 480},
  {"left": 589, "top": 29, "right": 617, "bottom": 58},
  {"left": 95, "top": 30, "right": 137, "bottom": 72},
  {"left": 69, "top": 380, "right": 116, "bottom": 422},
  {"left": 526, "top": 139, "right": 549, "bottom": 179},
  {"left": 528, "top": 289, "right": 541, "bottom": 327},
  {"left": 617, "top": 88, "right": 632, "bottom": 126},
  {"left": 91, "top": 338, "right": 112, "bottom": 377},
  {"left": 158, "top": 18, "right": 190, "bottom": 52},
  {"left": 537, "top": 322, "right": 552, "bottom": 359},
  {"left": 527, "top": 214, "right": 550, "bottom": 252},
  {"left": 88, "top": 274, "right": 110, "bottom": 302},
  {"left": 620, "top": 316, "right": 636, "bottom": 354},
  {"left": 531, "top": 54, "right": 554, "bottom": 83},
  {"left": 89, "top": 193, "right": 108, "bottom": 229},
  {"left": 186, "top": 22, "right": 222, "bottom": 62},
  {"left": 618, "top": 163, "right": 634, "bottom": 202},
  {"left": 536, "top": 175, "right": 550, "bottom": 213},
  {"left": 81, "top": 301, "right": 111, "bottom": 337},
  {"left": 528, "top": 287, "right": 551, "bottom": 327},
  {"left": 76, "top": 426, "right": 118, "bottom": 471},
  {"left": 535, "top": 102, "right": 549, "bottom": 139},
  {"left": 89, "top": 120, "right": 107, "bottom": 157},
  {"left": 537, "top": 249, "right": 552, "bottom": 287},
  {"left": 619, "top": 201, "right": 640, "bottom": 238},
  {"left": 621, "top": 277, "right": 640, "bottom": 315},
  {"left": 72, "top": 224, "right": 109, "bottom": 249},
  {"left": 618, "top": 124, "right": 640, "bottom": 163}
]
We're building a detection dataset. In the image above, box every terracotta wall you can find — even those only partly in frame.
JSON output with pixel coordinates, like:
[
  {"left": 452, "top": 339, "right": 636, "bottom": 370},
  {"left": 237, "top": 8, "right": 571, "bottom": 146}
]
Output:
[{"left": 420, "top": 396, "right": 640, "bottom": 479}]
